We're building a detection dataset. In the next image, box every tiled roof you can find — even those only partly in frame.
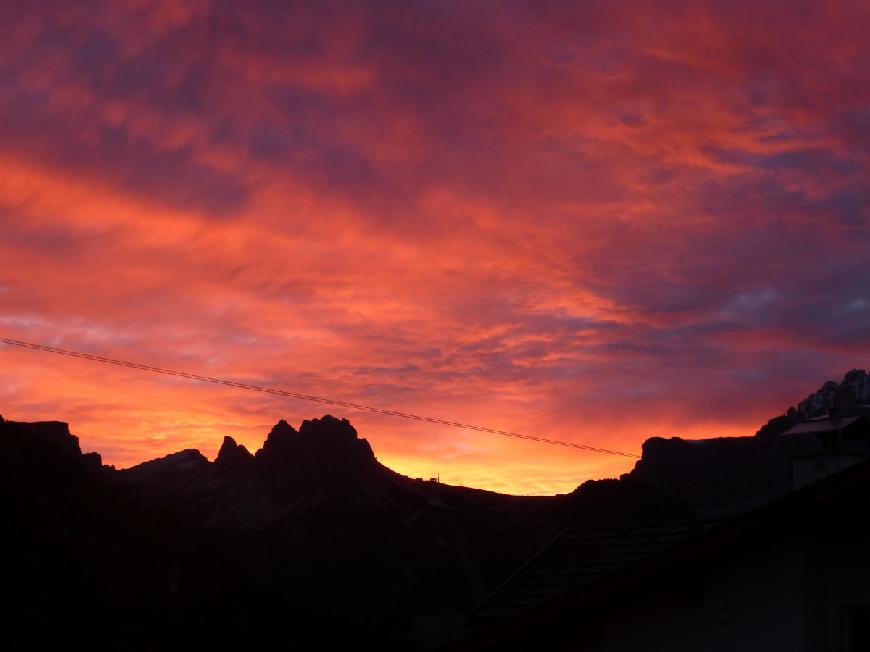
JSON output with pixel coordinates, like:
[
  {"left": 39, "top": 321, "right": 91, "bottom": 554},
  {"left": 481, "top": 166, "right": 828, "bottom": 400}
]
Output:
[
  {"left": 448, "top": 460, "right": 870, "bottom": 651},
  {"left": 468, "top": 521, "right": 713, "bottom": 627}
]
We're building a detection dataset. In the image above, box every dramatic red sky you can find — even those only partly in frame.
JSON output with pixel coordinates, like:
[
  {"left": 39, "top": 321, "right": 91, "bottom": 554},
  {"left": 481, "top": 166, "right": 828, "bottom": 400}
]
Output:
[{"left": 1, "top": 1, "right": 869, "bottom": 494}]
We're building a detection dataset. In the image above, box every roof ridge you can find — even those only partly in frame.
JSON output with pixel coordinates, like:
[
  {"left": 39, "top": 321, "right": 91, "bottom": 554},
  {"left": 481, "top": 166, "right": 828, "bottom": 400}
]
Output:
[{"left": 467, "top": 527, "right": 569, "bottom": 620}]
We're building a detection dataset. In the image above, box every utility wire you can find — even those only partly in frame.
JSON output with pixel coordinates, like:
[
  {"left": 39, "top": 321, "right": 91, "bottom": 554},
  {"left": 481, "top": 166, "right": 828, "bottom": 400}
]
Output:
[{"left": 0, "top": 336, "right": 640, "bottom": 458}]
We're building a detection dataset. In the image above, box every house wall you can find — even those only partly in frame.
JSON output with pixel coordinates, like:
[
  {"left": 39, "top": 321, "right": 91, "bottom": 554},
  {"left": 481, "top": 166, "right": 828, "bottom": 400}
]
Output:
[
  {"left": 558, "top": 532, "right": 870, "bottom": 652},
  {"left": 564, "top": 543, "right": 808, "bottom": 652},
  {"left": 793, "top": 456, "right": 864, "bottom": 490},
  {"left": 804, "top": 530, "right": 870, "bottom": 652},
  {"left": 454, "top": 471, "right": 870, "bottom": 652}
]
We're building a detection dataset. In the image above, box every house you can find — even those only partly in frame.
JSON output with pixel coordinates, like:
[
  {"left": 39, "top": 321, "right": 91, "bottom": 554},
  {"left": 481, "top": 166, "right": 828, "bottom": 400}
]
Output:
[
  {"left": 467, "top": 521, "right": 716, "bottom": 629},
  {"left": 445, "top": 459, "right": 870, "bottom": 652},
  {"left": 624, "top": 414, "right": 870, "bottom": 518},
  {"left": 781, "top": 414, "right": 870, "bottom": 488}
]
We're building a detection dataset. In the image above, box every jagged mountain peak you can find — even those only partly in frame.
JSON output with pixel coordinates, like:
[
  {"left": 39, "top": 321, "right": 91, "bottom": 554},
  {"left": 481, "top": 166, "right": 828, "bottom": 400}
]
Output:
[
  {"left": 755, "top": 368, "right": 870, "bottom": 438},
  {"left": 794, "top": 369, "right": 870, "bottom": 419},
  {"left": 255, "top": 414, "right": 375, "bottom": 463},
  {"left": 268, "top": 418, "right": 298, "bottom": 438},
  {"left": 840, "top": 368, "right": 870, "bottom": 400},
  {"left": 215, "top": 435, "right": 254, "bottom": 472},
  {"left": 119, "top": 415, "right": 384, "bottom": 499},
  {"left": 256, "top": 419, "right": 299, "bottom": 457},
  {"left": 123, "top": 448, "right": 209, "bottom": 480},
  {"left": 298, "top": 414, "right": 358, "bottom": 439}
]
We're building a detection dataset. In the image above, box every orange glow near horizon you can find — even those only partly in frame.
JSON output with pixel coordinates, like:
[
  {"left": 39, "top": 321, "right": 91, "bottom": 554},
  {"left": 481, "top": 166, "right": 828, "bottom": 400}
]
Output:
[{"left": 1, "top": 2, "right": 869, "bottom": 495}]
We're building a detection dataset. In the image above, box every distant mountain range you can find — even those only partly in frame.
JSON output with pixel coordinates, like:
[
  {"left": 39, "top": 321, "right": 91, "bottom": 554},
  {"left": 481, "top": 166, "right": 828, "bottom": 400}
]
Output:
[
  {"left": 628, "top": 369, "right": 870, "bottom": 517},
  {"left": 3, "top": 369, "right": 868, "bottom": 650},
  {"left": 756, "top": 368, "right": 870, "bottom": 436}
]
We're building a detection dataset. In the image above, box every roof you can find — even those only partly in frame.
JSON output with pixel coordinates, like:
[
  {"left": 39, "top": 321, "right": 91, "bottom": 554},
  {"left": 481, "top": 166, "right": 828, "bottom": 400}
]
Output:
[
  {"left": 445, "top": 458, "right": 870, "bottom": 651},
  {"left": 781, "top": 415, "right": 863, "bottom": 436},
  {"left": 468, "top": 521, "right": 714, "bottom": 627}
]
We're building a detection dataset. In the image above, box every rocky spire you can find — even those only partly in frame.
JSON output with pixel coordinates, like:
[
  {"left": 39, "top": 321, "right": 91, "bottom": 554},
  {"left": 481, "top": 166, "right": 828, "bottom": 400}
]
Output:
[
  {"left": 214, "top": 435, "right": 254, "bottom": 473},
  {"left": 757, "top": 369, "right": 870, "bottom": 438}
]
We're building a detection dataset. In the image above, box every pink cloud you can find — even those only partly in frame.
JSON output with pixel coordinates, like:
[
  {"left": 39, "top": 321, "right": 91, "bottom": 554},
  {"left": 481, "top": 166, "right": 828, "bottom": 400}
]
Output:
[{"left": 0, "top": 1, "right": 868, "bottom": 493}]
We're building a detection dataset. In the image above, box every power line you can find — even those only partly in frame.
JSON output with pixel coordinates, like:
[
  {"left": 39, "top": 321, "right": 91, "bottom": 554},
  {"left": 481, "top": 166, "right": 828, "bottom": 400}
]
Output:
[{"left": 0, "top": 336, "right": 640, "bottom": 458}]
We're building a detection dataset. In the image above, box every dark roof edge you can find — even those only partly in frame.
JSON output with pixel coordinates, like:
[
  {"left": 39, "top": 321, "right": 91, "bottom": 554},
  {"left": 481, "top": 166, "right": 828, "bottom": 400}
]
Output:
[
  {"left": 443, "top": 458, "right": 870, "bottom": 650},
  {"left": 466, "top": 527, "right": 569, "bottom": 622}
]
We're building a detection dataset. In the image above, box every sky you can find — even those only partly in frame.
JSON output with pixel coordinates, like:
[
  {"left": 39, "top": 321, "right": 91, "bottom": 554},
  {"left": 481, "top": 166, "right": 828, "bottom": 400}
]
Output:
[{"left": 1, "top": 1, "right": 869, "bottom": 494}]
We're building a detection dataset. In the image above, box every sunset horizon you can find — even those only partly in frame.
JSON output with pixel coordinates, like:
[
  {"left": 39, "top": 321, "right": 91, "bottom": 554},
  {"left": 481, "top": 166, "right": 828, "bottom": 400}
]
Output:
[
  {"left": 2, "top": 338, "right": 862, "bottom": 496},
  {"left": 2, "top": 2, "right": 868, "bottom": 494},
  {"left": 4, "top": 3, "right": 870, "bottom": 649}
]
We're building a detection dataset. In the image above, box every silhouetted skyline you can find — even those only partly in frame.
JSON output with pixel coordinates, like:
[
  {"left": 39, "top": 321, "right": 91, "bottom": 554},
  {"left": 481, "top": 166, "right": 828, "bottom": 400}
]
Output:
[{"left": 6, "top": 372, "right": 870, "bottom": 649}]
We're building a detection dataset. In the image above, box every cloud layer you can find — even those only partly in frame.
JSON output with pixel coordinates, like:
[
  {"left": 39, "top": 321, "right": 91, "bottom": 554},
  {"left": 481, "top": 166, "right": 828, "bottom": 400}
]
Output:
[{"left": 1, "top": 1, "right": 868, "bottom": 493}]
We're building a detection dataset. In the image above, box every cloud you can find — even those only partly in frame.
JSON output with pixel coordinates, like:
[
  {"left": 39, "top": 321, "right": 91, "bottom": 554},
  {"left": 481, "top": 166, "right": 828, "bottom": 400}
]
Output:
[{"left": 0, "top": 0, "right": 868, "bottom": 493}]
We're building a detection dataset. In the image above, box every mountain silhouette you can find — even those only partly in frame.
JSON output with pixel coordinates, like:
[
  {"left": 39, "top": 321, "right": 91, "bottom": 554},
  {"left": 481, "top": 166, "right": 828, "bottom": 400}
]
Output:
[
  {"left": 755, "top": 368, "right": 870, "bottom": 437},
  {"left": 4, "top": 370, "right": 867, "bottom": 650},
  {"left": 1, "top": 411, "right": 688, "bottom": 650},
  {"left": 214, "top": 434, "right": 254, "bottom": 472},
  {"left": 628, "top": 369, "right": 870, "bottom": 517}
]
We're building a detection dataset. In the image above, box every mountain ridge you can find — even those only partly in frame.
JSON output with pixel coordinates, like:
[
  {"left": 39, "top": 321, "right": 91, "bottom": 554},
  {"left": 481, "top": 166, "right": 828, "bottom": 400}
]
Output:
[
  {"left": 756, "top": 368, "right": 870, "bottom": 437},
  {"left": 4, "top": 368, "right": 869, "bottom": 649}
]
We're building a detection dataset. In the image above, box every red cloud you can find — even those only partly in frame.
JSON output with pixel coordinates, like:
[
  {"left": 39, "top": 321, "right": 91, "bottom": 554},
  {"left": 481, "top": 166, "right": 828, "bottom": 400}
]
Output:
[{"left": 0, "top": 1, "right": 868, "bottom": 493}]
